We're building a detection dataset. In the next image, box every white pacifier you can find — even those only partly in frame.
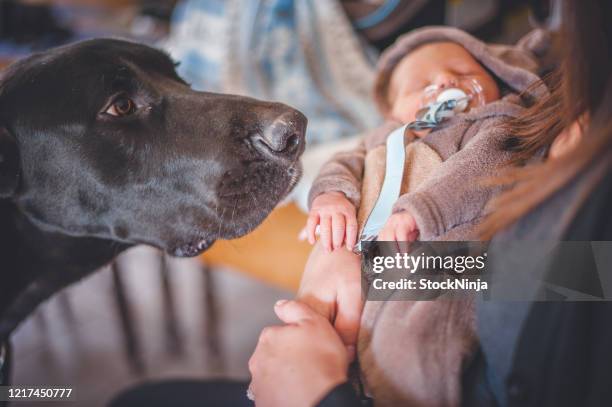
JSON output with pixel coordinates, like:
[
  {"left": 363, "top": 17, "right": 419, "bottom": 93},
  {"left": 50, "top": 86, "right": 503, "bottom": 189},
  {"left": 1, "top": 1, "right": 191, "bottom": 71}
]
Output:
[
  {"left": 422, "top": 78, "right": 485, "bottom": 111},
  {"left": 408, "top": 78, "right": 485, "bottom": 131},
  {"left": 436, "top": 87, "right": 470, "bottom": 111}
]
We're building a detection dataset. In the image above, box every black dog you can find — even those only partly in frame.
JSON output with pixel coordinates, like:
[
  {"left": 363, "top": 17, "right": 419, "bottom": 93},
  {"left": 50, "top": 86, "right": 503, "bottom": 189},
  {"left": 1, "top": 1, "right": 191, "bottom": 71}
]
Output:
[{"left": 0, "top": 39, "right": 306, "bottom": 348}]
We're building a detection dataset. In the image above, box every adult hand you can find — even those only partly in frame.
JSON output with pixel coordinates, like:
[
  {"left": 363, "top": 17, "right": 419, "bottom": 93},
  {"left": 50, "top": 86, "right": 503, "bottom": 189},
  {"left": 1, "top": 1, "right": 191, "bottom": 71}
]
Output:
[
  {"left": 307, "top": 191, "right": 358, "bottom": 251},
  {"left": 248, "top": 300, "right": 350, "bottom": 407}
]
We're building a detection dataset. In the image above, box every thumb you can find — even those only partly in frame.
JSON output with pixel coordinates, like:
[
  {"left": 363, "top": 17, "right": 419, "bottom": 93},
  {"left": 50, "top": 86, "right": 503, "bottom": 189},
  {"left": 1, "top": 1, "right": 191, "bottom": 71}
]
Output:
[
  {"left": 334, "top": 284, "right": 363, "bottom": 348},
  {"left": 274, "top": 299, "right": 318, "bottom": 324}
]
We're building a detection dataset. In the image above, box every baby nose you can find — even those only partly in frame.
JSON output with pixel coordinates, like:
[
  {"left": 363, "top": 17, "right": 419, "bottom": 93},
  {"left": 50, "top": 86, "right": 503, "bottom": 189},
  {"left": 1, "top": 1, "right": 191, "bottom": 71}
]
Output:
[{"left": 432, "top": 72, "right": 459, "bottom": 88}]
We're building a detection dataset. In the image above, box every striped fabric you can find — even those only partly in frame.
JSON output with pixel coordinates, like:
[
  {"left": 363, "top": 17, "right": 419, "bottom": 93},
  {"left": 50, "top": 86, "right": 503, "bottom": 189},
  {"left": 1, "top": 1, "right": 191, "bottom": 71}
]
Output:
[{"left": 161, "top": 0, "right": 383, "bottom": 145}]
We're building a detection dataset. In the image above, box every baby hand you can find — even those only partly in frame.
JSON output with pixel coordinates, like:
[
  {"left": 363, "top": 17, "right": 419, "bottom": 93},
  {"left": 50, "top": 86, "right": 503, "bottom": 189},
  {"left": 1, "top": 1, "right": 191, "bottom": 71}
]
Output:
[
  {"left": 307, "top": 192, "right": 358, "bottom": 251},
  {"left": 378, "top": 211, "right": 419, "bottom": 242}
]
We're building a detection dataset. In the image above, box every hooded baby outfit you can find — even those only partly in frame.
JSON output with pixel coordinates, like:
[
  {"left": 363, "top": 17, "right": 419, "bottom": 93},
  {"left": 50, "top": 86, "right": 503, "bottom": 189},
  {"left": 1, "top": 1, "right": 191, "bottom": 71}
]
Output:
[{"left": 308, "top": 26, "right": 551, "bottom": 406}]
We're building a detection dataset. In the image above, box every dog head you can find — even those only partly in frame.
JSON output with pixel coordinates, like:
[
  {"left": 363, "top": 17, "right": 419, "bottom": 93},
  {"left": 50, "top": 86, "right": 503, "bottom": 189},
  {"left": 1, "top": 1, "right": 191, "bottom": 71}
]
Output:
[{"left": 0, "top": 39, "right": 306, "bottom": 257}]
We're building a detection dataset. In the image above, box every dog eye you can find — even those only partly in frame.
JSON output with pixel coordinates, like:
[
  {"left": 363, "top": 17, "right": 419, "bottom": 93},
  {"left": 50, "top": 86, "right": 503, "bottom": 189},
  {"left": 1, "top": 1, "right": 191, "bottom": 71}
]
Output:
[{"left": 106, "top": 97, "right": 136, "bottom": 117}]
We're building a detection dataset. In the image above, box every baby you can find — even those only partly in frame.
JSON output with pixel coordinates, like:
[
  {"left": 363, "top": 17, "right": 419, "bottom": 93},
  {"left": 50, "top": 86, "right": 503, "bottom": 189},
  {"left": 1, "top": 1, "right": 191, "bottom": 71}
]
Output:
[
  {"left": 306, "top": 26, "right": 547, "bottom": 250},
  {"left": 301, "top": 26, "right": 549, "bottom": 406}
]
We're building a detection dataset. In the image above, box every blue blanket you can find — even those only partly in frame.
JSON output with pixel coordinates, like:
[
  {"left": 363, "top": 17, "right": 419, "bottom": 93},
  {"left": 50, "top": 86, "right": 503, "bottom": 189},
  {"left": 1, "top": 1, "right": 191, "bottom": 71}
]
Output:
[{"left": 162, "top": 0, "right": 383, "bottom": 145}]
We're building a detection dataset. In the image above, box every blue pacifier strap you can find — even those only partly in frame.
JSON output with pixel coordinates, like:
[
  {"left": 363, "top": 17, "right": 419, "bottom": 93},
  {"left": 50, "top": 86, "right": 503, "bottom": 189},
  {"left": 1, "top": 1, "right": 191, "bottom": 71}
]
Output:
[{"left": 357, "top": 124, "right": 407, "bottom": 252}]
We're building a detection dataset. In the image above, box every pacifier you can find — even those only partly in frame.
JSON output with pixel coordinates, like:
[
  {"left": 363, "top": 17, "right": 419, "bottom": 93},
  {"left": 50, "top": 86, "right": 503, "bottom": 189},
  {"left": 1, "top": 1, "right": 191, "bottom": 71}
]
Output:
[{"left": 408, "top": 78, "right": 485, "bottom": 131}]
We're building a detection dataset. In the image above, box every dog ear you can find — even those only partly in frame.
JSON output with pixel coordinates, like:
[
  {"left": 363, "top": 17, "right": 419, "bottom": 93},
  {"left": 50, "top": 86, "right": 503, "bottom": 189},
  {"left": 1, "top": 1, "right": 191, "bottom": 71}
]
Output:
[{"left": 0, "top": 126, "right": 20, "bottom": 198}]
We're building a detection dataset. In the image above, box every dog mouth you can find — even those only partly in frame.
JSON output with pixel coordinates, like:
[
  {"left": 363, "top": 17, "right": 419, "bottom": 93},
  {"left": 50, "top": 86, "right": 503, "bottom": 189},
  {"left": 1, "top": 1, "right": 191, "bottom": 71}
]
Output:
[
  {"left": 172, "top": 237, "right": 216, "bottom": 257},
  {"left": 217, "top": 159, "right": 301, "bottom": 201},
  {"left": 170, "top": 162, "right": 301, "bottom": 258}
]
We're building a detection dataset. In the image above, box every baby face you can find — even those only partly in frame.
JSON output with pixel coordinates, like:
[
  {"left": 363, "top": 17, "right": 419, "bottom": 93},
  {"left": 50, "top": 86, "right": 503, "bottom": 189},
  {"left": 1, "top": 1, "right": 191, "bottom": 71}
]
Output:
[{"left": 387, "top": 42, "right": 500, "bottom": 124}]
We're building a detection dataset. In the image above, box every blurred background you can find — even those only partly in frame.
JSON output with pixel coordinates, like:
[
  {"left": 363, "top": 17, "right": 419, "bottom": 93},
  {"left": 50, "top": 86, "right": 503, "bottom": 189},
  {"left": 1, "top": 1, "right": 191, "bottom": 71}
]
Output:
[{"left": 0, "top": 0, "right": 547, "bottom": 405}]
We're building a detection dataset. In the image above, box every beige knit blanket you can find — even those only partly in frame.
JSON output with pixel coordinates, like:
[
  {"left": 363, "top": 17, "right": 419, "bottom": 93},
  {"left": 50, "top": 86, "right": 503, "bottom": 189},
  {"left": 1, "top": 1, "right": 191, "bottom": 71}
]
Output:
[{"left": 357, "top": 141, "right": 443, "bottom": 233}]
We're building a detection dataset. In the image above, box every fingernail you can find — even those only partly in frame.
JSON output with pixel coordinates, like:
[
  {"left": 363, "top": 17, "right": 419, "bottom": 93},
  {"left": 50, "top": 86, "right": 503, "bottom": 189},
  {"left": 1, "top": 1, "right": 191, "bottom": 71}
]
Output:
[{"left": 275, "top": 299, "right": 288, "bottom": 307}]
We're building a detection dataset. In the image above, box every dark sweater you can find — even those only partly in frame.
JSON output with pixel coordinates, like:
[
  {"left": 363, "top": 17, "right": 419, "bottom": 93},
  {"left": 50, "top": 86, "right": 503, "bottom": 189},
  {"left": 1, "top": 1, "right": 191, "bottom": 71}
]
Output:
[{"left": 463, "top": 163, "right": 612, "bottom": 407}]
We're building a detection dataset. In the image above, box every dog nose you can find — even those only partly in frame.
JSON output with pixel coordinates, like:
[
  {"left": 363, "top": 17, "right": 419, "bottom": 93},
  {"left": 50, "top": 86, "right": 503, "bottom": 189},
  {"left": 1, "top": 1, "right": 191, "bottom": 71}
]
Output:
[{"left": 251, "top": 110, "right": 306, "bottom": 159}]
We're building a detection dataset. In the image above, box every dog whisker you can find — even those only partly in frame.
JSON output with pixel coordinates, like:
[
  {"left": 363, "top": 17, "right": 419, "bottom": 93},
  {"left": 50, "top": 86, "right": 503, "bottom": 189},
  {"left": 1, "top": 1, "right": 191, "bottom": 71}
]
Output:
[
  {"left": 249, "top": 192, "right": 260, "bottom": 210},
  {"left": 217, "top": 207, "right": 226, "bottom": 237},
  {"left": 230, "top": 200, "right": 237, "bottom": 225}
]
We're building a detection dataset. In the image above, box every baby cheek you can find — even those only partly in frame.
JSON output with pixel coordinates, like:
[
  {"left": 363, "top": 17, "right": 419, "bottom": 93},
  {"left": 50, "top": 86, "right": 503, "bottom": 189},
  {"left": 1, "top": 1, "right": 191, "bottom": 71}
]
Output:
[
  {"left": 389, "top": 96, "right": 421, "bottom": 124},
  {"left": 481, "top": 75, "right": 501, "bottom": 103}
]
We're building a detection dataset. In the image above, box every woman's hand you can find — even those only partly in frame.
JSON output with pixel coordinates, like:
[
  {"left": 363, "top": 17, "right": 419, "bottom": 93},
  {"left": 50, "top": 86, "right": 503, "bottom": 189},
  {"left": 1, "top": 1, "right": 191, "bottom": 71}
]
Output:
[
  {"left": 297, "top": 241, "right": 363, "bottom": 354},
  {"left": 307, "top": 191, "right": 358, "bottom": 251},
  {"left": 378, "top": 211, "right": 419, "bottom": 242},
  {"left": 248, "top": 300, "right": 350, "bottom": 407}
]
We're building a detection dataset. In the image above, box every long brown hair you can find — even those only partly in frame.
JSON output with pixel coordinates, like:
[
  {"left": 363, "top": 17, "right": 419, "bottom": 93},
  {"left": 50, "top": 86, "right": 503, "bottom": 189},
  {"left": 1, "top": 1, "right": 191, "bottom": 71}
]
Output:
[{"left": 480, "top": 0, "right": 612, "bottom": 239}]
